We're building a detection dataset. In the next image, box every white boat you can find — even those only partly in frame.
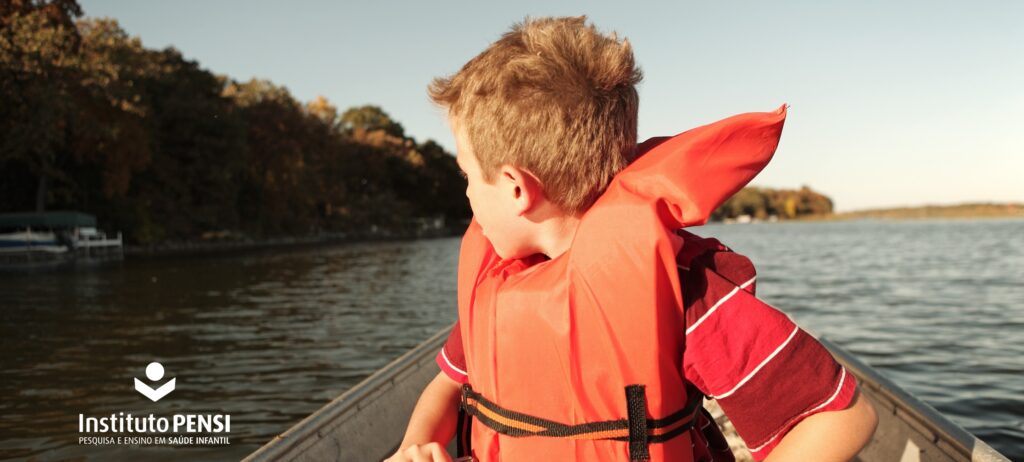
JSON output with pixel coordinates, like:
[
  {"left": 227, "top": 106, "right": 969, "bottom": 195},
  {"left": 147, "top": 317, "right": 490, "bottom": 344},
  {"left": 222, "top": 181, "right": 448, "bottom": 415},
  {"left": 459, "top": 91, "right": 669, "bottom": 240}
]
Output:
[
  {"left": 0, "top": 230, "right": 67, "bottom": 254},
  {"left": 0, "top": 211, "right": 123, "bottom": 264}
]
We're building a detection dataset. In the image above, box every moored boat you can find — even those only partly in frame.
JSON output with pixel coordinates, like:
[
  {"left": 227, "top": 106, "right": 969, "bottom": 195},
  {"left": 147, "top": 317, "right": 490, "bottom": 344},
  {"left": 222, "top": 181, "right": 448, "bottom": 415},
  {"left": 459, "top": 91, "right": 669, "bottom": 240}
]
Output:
[
  {"left": 243, "top": 326, "right": 1010, "bottom": 462},
  {"left": 0, "top": 211, "right": 123, "bottom": 265},
  {"left": 0, "top": 229, "right": 67, "bottom": 254}
]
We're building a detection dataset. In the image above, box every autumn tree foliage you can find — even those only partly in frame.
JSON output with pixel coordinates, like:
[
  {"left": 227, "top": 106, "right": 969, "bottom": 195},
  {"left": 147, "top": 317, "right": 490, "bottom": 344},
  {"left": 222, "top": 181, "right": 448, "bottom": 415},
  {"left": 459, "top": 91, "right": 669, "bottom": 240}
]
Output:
[
  {"left": 711, "top": 185, "right": 835, "bottom": 221},
  {"left": 1, "top": 1, "right": 470, "bottom": 243}
]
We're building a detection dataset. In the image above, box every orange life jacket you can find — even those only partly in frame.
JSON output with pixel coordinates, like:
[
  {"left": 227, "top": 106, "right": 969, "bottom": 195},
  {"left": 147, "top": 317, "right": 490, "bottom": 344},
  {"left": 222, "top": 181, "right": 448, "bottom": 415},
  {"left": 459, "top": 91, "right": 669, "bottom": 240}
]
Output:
[{"left": 456, "top": 105, "right": 788, "bottom": 461}]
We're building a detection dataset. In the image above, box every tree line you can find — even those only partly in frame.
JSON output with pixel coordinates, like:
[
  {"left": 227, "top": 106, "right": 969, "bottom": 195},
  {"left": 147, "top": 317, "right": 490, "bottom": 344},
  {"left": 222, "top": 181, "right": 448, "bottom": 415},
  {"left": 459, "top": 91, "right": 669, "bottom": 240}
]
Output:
[
  {"left": 1, "top": 0, "right": 469, "bottom": 244},
  {"left": 710, "top": 185, "right": 834, "bottom": 221}
]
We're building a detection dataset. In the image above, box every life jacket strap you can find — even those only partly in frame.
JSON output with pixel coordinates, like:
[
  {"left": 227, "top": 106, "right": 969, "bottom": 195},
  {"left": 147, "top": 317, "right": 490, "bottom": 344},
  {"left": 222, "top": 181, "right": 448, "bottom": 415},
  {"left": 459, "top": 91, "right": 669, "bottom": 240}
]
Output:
[
  {"left": 458, "top": 384, "right": 702, "bottom": 461},
  {"left": 625, "top": 384, "right": 650, "bottom": 461},
  {"left": 455, "top": 404, "right": 473, "bottom": 458}
]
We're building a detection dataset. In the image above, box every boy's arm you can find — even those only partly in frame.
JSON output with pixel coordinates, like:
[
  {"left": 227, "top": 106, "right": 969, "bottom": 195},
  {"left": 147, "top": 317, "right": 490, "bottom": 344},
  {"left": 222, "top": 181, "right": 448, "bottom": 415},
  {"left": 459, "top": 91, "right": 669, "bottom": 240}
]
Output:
[
  {"left": 764, "top": 387, "right": 877, "bottom": 461},
  {"left": 680, "top": 249, "right": 875, "bottom": 460},
  {"left": 386, "top": 371, "right": 461, "bottom": 462}
]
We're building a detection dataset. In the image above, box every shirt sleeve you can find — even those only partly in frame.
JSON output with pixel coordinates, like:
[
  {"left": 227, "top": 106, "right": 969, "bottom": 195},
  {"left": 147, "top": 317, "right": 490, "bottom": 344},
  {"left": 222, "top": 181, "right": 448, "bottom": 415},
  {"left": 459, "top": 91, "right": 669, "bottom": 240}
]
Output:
[
  {"left": 435, "top": 321, "right": 469, "bottom": 384},
  {"left": 680, "top": 251, "right": 857, "bottom": 460}
]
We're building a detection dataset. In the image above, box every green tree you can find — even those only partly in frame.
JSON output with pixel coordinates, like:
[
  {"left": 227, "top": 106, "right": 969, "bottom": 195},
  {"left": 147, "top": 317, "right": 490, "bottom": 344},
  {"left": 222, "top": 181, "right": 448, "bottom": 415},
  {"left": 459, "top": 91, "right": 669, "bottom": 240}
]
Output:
[
  {"left": 340, "top": 104, "right": 405, "bottom": 138},
  {"left": 1, "top": 5, "right": 82, "bottom": 211},
  {"left": 1, "top": 0, "right": 82, "bottom": 30},
  {"left": 226, "top": 78, "right": 319, "bottom": 235},
  {"left": 306, "top": 95, "right": 340, "bottom": 131},
  {"left": 1, "top": 5, "right": 151, "bottom": 213},
  {"left": 72, "top": 18, "right": 152, "bottom": 198}
]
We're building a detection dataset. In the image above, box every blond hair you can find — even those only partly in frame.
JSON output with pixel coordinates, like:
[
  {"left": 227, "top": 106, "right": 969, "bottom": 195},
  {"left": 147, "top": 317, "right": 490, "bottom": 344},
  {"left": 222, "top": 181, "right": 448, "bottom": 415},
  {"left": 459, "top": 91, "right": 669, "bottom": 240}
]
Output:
[{"left": 429, "top": 16, "right": 642, "bottom": 215}]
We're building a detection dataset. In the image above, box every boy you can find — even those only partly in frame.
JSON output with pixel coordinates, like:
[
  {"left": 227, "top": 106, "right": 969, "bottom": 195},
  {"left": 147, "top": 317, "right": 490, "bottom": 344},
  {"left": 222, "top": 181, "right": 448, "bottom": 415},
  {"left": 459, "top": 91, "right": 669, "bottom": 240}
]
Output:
[{"left": 388, "top": 16, "right": 877, "bottom": 462}]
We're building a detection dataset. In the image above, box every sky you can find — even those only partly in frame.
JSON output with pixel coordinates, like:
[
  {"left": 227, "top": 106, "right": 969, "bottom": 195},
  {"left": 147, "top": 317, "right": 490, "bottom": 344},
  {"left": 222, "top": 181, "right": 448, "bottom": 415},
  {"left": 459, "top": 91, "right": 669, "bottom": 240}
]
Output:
[{"left": 79, "top": 0, "right": 1023, "bottom": 212}]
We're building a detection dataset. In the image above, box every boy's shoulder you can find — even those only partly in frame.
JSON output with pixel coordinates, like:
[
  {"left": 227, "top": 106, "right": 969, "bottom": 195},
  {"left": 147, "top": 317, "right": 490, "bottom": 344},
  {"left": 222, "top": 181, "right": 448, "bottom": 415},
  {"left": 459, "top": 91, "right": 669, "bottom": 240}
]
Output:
[
  {"left": 675, "top": 229, "right": 758, "bottom": 305},
  {"left": 676, "top": 230, "right": 753, "bottom": 273}
]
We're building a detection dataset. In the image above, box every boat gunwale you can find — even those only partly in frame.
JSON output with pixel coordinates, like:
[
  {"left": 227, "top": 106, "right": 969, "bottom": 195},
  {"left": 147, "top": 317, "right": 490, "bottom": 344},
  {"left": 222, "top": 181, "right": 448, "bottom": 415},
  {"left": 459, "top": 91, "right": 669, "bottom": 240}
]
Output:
[
  {"left": 819, "top": 337, "right": 1009, "bottom": 462},
  {"left": 243, "top": 328, "right": 1011, "bottom": 462}
]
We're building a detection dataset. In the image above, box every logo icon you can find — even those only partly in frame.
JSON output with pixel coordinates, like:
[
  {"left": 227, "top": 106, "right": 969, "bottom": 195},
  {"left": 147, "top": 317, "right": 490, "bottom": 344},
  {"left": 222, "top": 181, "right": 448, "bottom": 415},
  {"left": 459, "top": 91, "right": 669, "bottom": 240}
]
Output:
[{"left": 134, "top": 362, "right": 176, "bottom": 402}]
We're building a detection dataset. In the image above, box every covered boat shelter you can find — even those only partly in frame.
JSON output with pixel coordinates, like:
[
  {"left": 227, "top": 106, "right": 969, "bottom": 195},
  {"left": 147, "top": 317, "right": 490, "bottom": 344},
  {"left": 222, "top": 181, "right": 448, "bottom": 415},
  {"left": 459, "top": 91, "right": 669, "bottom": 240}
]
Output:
[{"left": 0, "top": 211, "right": 98, "bottom": 231}]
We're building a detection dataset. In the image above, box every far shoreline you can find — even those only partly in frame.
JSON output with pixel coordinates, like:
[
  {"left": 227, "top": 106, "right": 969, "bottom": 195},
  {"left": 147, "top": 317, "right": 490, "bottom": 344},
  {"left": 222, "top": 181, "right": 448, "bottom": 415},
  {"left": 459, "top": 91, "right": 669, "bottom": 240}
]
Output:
[
  {"left": 807, "top": 202, "right": 1022, "bottom": 222},
  {"left": 123, "top": 225, "right": 466, "bottom": 259},
  {"left": 710, "top": 202, "right": 1024, "bottom": 224},
  {"left": 119, "top": 202, "right": 1023, "bottom": 257}
]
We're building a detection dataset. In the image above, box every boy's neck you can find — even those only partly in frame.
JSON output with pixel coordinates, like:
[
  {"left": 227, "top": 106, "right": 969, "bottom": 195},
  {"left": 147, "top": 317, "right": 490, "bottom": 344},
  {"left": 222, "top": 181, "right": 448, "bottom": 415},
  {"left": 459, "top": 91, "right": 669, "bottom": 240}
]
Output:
[{"left": 532, "top": 213, "right": 582, "bottom": 260}]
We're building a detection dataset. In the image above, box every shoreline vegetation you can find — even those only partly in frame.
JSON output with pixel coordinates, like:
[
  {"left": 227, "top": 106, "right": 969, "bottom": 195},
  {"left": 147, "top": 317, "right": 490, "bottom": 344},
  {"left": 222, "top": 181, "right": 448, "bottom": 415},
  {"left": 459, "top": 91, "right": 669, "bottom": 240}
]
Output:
[
  {"left": 125, "top": 200, "right": 1022, "bottom": 259},
  {"left": 717, "top": 199, "right": 1024, "bottom": 225},
  {"left": 123, "top": 221, "right": 466, "bottom": 257},
  {"left": 2, "top": 2, "right": 471, "bottom": 251},
  {"left": 822, "top": 202, "right": 1024, "bottom": 221}
]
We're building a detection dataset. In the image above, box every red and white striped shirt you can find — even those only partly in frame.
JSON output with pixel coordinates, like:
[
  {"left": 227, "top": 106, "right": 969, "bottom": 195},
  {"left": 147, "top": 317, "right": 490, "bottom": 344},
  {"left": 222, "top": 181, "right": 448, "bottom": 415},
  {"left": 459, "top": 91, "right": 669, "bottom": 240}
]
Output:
[{"left": 437, "top": 229, "right": 857, "bottom": 460}]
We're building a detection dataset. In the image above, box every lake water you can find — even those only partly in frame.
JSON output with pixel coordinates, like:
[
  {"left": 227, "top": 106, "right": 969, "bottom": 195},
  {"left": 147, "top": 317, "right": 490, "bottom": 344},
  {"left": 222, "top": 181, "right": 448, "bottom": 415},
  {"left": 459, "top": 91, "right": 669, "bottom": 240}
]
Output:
[{"left": 1, "top": 218, "right": 1021, "bottom": 460}]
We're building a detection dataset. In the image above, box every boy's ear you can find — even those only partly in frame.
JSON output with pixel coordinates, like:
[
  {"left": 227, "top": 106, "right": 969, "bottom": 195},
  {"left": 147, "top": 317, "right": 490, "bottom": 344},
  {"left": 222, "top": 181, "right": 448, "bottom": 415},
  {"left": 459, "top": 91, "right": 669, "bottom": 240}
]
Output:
[{"left": 499, "top": 164, "right": 544, "bottom": 215}]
